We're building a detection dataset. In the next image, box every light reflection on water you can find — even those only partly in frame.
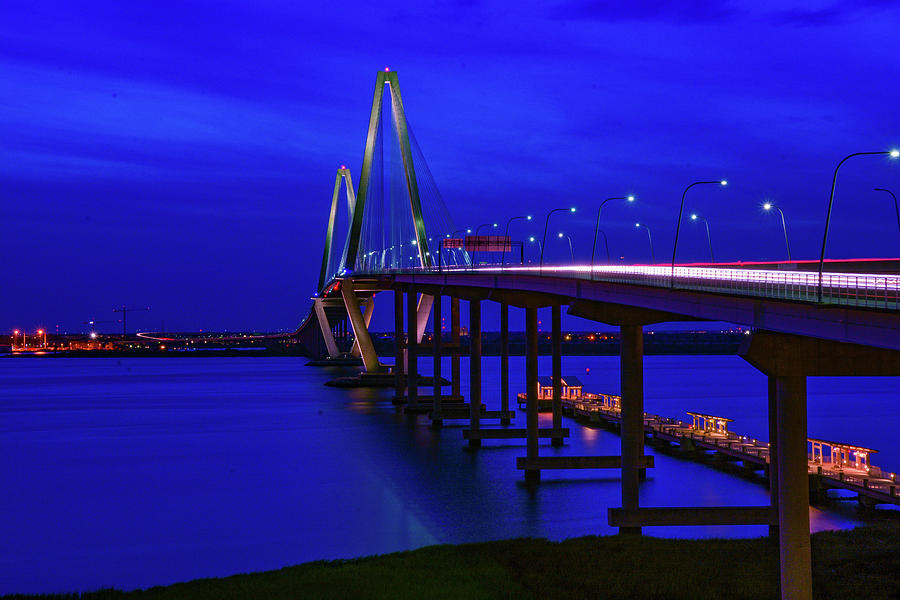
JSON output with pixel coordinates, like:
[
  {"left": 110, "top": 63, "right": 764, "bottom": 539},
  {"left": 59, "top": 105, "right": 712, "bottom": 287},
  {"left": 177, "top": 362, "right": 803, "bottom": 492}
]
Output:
[{"left": 0, "top": 355, "right": 895, "bottom": 594}]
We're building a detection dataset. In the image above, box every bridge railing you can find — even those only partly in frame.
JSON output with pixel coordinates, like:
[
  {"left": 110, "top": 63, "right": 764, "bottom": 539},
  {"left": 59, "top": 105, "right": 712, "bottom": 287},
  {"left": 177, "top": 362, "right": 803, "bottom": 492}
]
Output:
[{"left": 356, "top": 263, "right": 900, "bottom": 311}]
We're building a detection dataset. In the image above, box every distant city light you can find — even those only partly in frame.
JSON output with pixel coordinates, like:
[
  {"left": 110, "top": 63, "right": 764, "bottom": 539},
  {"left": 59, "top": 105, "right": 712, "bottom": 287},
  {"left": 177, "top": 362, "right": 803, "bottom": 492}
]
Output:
[{"left": 90, "top": 332, "right": 98, "bottom": 339}]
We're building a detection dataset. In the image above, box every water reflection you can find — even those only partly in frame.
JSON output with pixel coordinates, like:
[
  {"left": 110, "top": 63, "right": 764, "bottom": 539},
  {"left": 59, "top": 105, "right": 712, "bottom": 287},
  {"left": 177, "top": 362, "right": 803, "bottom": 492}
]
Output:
[{"left": 0, "top": 355, "right": 895, "bottom": 595}]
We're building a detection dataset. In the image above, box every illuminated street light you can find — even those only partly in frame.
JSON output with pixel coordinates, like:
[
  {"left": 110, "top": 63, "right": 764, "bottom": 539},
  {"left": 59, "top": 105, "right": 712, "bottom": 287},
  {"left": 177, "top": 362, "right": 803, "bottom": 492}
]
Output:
[
  {"left": 540, "top": 207, "right": 576, "bottom": 271},
  {"left": 528, "top": 235, "right": 543, "bottom": 262},
  {"left": 501, "top": 214, "right": 532, "bottom": 267},
  {"left": 557, "top": 232, "right": 575, "bottom": 263},
  {"left": 763, "top": 202, "right": 791, "bottom": 261},
  {"left": 690, "top": 214, "right": 714, "bottom": 263},
  {"left": 873, "top": 188, "right": 900, "bottom": 240},
  {"left": 671, "top": 180, "right": 727, "bottom": 286},
  {"left": 635, "top": 222, "right": 655, "bottom": 264},
  {"left": 591, "top": 196, "right": 635, "bottom": 278},
  {"left": 818, "top": 150, "right": 900, "bottom": 301}
]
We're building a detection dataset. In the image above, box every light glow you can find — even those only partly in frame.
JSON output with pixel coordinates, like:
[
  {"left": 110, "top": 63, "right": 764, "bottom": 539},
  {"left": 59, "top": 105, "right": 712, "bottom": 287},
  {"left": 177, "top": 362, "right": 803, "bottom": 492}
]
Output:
[
  {"left": 627, "top": 195, "right": 635, "bottom": 202},
  {"left": 720, "top": 180, "right": 728, "bottom": 186},
  {"left": 891, "top": 150, "right": 900, "bottom": 158},
  {"left": 763, "top": 202, "right": 772, "bottom": 210},
  {"left": 691, "top": 214, "right": 698, "bottom": 220}
]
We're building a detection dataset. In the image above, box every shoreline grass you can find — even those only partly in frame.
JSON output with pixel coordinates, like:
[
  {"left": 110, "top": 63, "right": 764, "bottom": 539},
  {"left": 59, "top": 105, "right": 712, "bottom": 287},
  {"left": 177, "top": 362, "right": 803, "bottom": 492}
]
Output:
[{"left": 5, "top": 523, "right": 900, "bottom": 600}]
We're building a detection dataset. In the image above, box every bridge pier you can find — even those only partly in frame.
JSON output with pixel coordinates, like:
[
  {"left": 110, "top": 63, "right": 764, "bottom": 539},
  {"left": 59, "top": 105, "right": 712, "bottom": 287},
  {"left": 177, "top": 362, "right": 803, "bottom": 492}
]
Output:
[
  {"left": 350, "top": 296, "right": 375, "bottom": 358},
  {"left": 740, "top": 330, "right": 900, "bottom": 600},
  {"left": 451, "top": 297, "right": 461, "bottom": 400},
  {"left": 393, "top": 289, "right": 405, "bottom": 405},
  {"left": 551, "top": 305, "right": 563, "bottom": 447},
  {"left": 313, "top": 298, "right": 340, "bottom": 358},
  {"left": 525, "top": 306, "right": 539, "bottom": 484},
  {"left": 432, "top": 293, "right": 443, "bottom": 428},
  {"left": 469, "top": 299, "right": 482, "bottom": 448},
  {"left": 407, "top": 286, "right": 419, "bottom": 409},
  {"left": 619, "top": 323, "right": 644, "bottom": 535},
  {"left": 340, "top": 279, "right": 382, "bottom": 372},
  {"left": 768, "top": 376, "right": 779, "bottom": 539},
  {"left": 500, "top": 303, "right": 511, "bottom": 425}
]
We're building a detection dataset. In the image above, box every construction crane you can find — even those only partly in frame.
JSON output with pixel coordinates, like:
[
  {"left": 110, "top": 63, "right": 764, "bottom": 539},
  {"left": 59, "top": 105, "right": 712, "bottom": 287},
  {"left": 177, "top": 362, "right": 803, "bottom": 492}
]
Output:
[{"left": 112, "top": 306, "right": 150, "bottom": 336}]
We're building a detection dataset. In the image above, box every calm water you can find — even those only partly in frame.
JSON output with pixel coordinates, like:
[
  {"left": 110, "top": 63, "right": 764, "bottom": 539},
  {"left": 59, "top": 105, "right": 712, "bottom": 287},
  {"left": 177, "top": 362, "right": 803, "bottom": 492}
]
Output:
[{"left": 1, "top": 354, "right": 898, "bottom": 594}]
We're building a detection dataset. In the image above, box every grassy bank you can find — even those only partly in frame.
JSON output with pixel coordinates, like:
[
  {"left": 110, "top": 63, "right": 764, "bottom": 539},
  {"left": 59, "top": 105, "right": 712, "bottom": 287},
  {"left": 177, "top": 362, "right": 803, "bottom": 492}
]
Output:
[{"left": 7, "top": 523, "right": 900, "bottom": 600}]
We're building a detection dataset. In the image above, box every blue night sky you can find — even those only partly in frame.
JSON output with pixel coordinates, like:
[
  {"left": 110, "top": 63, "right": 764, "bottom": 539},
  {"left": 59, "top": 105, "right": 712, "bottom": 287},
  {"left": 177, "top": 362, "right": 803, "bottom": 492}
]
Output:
[{"left": 4, "top": 0, "right": 900, "bottom": 333}]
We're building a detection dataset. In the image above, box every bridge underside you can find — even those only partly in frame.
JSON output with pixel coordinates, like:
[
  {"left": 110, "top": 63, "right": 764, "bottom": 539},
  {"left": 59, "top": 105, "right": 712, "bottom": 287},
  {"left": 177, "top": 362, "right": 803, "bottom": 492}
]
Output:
[{"left": 384, "top": 271, "right": 900, "bottom": 351}]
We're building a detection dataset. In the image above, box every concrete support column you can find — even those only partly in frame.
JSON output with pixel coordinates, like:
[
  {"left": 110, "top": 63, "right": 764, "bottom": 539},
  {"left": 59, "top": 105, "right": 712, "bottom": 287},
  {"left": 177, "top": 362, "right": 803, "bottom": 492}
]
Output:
[
  {"left": 776, "top": 375, "right": 812, "bottom": 600},
  {"left": 394, "top": 290, "right": 404, "bottom": 403},
  {"left": 313, "top": 298, "right": 339, "bottom": 358},
  {"left": 551, "top": 305, "right": 563, "bottom": 446},
  {"left": 500, "top": 303, "right": 510, "bottom": 425},
  {"left": 525, "top": 307, "right": 540, "bottom": 484},
  {"left": 451, "top": 297, "right": 461, "bottom": 399},
  {"left": 350, "top": 297, "right": 375, "bottom": 358},
  {"left": 432, "top": 294, "right": 443, "bottom": 428},
  {"left": 407, "top": 287, "right": 419, "bottom": 409},
  {"left": 619, "top": 324, "right": 644, "bottom": 535},
  {"left": 768, "top": 375, "right": 779, "bottom": 538},
  {"left": 341, "top": 279, "right": 382, "bottom": 372},
  {"left": 468, "top": 299, "right": 482, "bottom": 448}
]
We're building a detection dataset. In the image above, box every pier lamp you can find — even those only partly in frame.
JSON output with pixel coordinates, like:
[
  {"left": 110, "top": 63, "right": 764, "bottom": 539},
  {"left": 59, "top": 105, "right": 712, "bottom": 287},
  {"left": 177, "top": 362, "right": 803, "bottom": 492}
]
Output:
[
  {"left": 690, "top": 214, "right": 714, "bottom": 263},
  {"left": 540, "top": 207, "right": 576, "bottom": 272},
  {"left": 591, "top": 196, "right": 635, "bottom": 279},
  {"left": 557, "top": 232, "right": 575, "bottom": 263},
  {"left": 762, "top": 202, "right": 791, "bottom": 261},
  {"left": 818, "top": 150, "right": 899, "bottom": 301},
  {"left": 671, "top": 180, "right": 727, "bottom": 287},
  {"left": 501, "top": 214, "right": 532, "bottom": 267},
  {"left": 873, "top": 188, "right": 900, "bottom": 240},
  {"left": 635, "top": 223, "right": 655, "bottom": 264}
]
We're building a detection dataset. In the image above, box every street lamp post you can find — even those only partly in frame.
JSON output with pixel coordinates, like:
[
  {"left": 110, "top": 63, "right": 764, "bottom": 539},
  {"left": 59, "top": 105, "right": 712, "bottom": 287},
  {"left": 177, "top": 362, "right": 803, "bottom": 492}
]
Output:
[
  {"left": 873, "top": 188, "right": 900, "bottom": 240},
  {"left": 450, "top": 228, "right": 472, "bottom": 267},
  {"left": 671, "top": 180, "right": 727, "bottom": 287},
  {"left": 528, "top": 236, "right": 542, "bottom": 263},
  {"left": 596, "top": 229, "right": 610, "bottom": 264},
  {"left": 818, "top": 150, "right": 899, "bottom": 301},
  {"left": 763, "top": 202, "right": 791, "bottom": 261},
  {"left": 690, "top": 214, "right": 714, "bottom": 263},
  {"left": 474, "top": 222, "right": 498, "bottom": 266},
  {"left": 591, "top": 196, "right": 634, "bottom": 279},
  {"left": 557, "top": 233, "right": 575, "bottom": 263},
  {"left": 540, "top": 207, "right": 576, "bottom": 272},
  {"left": 501, "top": 214, "right": 532, "bottom": 267},
  {"left": 635, "top": 223, "right": 655, "bottom": 264}
]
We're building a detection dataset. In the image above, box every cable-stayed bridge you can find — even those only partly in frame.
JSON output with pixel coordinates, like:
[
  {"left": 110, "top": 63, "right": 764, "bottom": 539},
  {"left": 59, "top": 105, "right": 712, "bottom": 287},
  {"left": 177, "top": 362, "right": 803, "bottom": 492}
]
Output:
[{"left": 297, "top": 70, "right": 900, "bottom": 600}]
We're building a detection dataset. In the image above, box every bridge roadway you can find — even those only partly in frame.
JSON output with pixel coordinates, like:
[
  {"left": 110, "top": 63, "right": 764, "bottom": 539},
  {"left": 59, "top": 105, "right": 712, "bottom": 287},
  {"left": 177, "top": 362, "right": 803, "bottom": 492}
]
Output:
[
  {"left": 326, "top": 262, "right": 900, "bottom": 600},
  {"left": 378, "top": 262, "right": 900, "bottom": 351}
]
